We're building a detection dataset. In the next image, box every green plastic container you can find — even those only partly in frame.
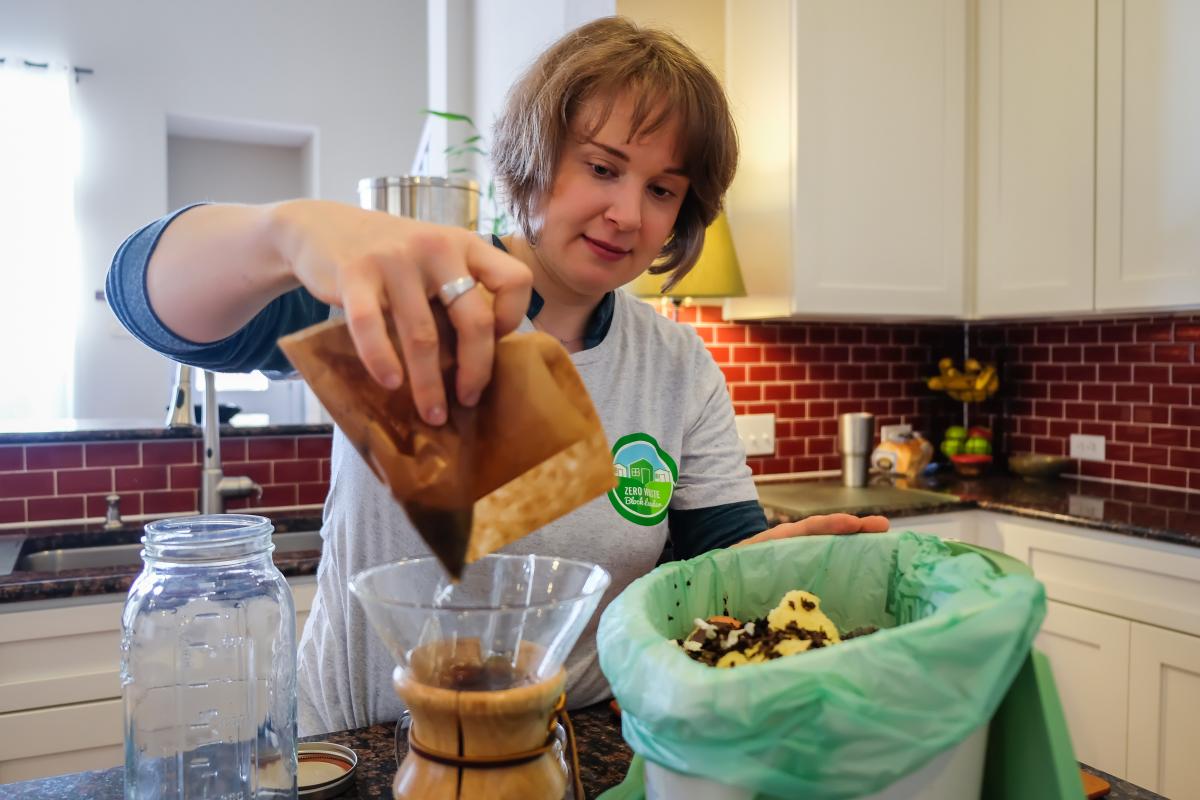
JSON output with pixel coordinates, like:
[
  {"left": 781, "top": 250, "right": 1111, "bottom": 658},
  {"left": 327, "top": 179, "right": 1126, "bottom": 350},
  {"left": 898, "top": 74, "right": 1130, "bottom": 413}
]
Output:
[
  {"left": 597, "top": 534, "right": 1085, "bottom": 800},
  {"left": 946, "top": 541, "right": 1085, "bottom": 800}
]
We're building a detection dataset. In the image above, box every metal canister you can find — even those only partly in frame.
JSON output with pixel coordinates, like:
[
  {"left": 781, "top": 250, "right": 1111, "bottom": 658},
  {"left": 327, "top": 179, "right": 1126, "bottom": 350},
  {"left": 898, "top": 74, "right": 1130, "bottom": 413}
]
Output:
[
  {"left": 838, "top": 412, "right": 876, "bottom": 488},
  {"left": 357, "top": 175, "right": 480, "bottom": 230}
]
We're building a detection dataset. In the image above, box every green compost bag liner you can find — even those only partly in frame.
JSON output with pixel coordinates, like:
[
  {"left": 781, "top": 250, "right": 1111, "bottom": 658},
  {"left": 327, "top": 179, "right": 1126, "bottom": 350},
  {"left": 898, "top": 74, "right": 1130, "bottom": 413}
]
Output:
[{"left": 596, "top": 531, "right": 1046, "bottom": 800}]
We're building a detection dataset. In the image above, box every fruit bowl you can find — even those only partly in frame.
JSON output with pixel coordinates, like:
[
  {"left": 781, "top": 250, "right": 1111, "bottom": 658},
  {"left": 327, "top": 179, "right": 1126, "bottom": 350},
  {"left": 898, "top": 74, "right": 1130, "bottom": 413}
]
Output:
[
  {"left": 1008, "top": 454, "right": 1073, "bottom": 481},
  {"left": 950, "top": 454, "right": 992, "bottom": 478}
]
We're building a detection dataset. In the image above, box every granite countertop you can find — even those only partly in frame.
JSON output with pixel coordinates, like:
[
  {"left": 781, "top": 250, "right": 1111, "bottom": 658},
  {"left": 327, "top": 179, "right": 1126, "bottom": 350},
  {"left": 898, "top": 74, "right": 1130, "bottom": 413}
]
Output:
[
  {"left": 0, "top": 421, "right": 332, "bottom": 444},
  {"left": 758, "top": 470, "right": 1200, "bottom": 549},
  {"left": 5, "top": 472, "right": 1200, "bottom": 605},
  {"left": 926, "top": 472, "right": 1200, "bottom": 546},
  {"left": 1, "top": 701, "right": 1162, "bottom": 799}
]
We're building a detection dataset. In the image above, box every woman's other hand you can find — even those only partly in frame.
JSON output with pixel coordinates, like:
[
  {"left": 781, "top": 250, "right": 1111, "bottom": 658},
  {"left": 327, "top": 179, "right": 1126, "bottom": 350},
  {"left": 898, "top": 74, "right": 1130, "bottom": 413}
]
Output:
[
  {"left": 735, "top": 513, "right": 890, "bottom": 547},
  {"left": 270, "top": 200, "right": 532, "bottom": 425}
]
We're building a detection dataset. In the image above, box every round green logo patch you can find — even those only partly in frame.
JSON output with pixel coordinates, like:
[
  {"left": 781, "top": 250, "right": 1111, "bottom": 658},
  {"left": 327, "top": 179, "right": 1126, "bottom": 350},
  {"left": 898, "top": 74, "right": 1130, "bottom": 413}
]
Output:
[{"left": 608, "top": 432, "right": 677, "bottom": 526}]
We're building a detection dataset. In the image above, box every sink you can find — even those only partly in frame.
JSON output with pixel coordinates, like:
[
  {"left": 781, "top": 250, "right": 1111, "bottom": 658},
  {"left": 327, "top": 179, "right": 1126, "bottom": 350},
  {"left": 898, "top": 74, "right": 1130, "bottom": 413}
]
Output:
[{"left": 13, "top": 529, "right": 323, "bottom": 574}]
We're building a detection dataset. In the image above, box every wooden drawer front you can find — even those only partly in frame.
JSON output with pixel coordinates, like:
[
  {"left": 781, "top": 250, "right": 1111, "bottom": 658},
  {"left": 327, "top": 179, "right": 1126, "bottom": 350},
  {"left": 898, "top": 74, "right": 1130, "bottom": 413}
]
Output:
[
  {"left": 0, "top": 601, "right": 124, "bottom": 713},
  {"left": 0, "top": 578, "right": 317, "bottom": 716},
  {"left": 889, "top": 511, "right": 979, "bottom": 543},
  {"left": 0, "top": 742, "right": 123, "bottom": 785},
  {"left": 293, "top": 577, "right": 316, "bottom": 638},
  {"left": 1128, "top": 622, "right": 1200, "bottom": 798},
  {"left": 291, "top": 577, "right": 316, "bottom": 611},
  {"left": 986, "top": 514, "right": 1200, "bottom": 637},
  {"left": 0, "top": 697, "right": 123, "bottom": 782},
  {"left": 1036, "top": 600, "right": 1130, "bottom": 777}
]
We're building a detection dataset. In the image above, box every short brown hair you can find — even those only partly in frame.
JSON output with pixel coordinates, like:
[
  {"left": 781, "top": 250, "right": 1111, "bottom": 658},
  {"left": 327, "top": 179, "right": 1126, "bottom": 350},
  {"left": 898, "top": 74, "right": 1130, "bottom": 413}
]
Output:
[{"left": 492, "top": 16, "right": 738, "bottom": 290}]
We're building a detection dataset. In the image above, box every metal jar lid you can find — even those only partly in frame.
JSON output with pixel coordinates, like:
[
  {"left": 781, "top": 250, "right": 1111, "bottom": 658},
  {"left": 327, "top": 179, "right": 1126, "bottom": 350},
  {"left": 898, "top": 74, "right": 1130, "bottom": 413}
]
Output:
[{"left": 298, "top": 741, "right": 358, "bottom": 799}]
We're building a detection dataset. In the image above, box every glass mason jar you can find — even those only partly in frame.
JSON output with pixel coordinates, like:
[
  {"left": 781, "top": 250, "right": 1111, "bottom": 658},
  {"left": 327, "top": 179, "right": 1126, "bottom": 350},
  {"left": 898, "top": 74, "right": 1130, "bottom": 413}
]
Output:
[{"left": 121, "top": 515, "right": 297, "bottom": 799}]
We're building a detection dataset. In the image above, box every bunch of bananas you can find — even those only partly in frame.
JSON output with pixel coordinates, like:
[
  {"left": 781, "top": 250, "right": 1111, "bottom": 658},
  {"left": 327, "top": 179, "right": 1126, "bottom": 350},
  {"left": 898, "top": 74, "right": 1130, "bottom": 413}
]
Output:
[{"left": 927, "top": 358, "right": 1000, "bottom": 403}]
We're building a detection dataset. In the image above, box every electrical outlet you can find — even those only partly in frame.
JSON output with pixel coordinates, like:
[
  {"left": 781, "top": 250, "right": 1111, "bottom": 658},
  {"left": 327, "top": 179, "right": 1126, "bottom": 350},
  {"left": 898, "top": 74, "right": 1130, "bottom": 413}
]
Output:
[
  {"left": 735, "top": 413, "right": 776, "bottom": 456},
  {"left": 1068, "top": 494, "right": 1105, "bottom": 519},
  {"left": 1069, "top": 434, "right": 1106, "bottom": 462}
]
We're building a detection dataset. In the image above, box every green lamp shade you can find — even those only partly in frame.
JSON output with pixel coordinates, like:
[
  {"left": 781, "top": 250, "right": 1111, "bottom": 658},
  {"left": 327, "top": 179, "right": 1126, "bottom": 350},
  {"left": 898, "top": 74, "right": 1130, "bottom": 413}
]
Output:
[{"left": 629, "top": 212, "right": 746, "bottom": 299}]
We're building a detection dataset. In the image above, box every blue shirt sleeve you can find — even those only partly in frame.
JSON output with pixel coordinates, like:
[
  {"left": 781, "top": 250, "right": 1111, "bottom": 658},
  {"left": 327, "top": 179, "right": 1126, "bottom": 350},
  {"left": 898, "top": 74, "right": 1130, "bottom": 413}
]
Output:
[
  {"left": 667, "top": 499, "right": 767, "bottom": 561},
  {"left": 106, "top": 204, "right": 330, "bottom": 377}
]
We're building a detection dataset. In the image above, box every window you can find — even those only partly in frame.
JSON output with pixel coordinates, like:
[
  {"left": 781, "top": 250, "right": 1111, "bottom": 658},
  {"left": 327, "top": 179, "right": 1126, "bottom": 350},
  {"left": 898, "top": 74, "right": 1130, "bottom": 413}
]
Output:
[{"left": 0, "top": 61, "right": 81, "bottom": 423}]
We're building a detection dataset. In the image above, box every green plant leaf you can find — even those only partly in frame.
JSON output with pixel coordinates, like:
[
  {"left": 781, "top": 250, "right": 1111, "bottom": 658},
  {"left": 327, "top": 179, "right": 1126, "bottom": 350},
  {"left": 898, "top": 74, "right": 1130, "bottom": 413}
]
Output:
[
  {"left": 444, "top": 145, "right": 488, "bottom": 158},
  {"left": 420, "top": 108, "right": 478, "bottom": 128}
]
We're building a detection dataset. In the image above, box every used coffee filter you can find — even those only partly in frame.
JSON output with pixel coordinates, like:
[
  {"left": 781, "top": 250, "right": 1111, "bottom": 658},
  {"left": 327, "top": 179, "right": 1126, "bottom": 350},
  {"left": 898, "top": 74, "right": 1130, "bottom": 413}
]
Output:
[{"left": 278, "top": 309, "right": 614, "bottom": 577}]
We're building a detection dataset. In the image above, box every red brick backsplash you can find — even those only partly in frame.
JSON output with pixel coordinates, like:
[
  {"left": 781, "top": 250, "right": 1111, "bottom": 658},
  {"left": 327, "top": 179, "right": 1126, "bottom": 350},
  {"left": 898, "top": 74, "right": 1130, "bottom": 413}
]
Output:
[
  {"left": 0, "top": 435, "right": 332, "bottom": 525},
  {"left": 2, "top": 310, "right": 1196, "bottom": 525},
  {"left": 681, "top": 306, "right": 1198, "bottom": 492},
  {"left": 970, "top": 314, "right": 1200, "bottom": 491},
  {"left": 675, "top": 305, "right": 960, "bottom": 477}
]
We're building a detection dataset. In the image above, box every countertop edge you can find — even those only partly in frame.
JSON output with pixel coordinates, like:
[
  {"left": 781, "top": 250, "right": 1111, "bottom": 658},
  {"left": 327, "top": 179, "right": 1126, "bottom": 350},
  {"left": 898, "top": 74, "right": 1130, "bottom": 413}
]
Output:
[
  {"left": 0, "top": 424, "right": 333, "bottom": 444},
  {"left": 5, "top": 479, "right": 1198, "bottom": 606}
]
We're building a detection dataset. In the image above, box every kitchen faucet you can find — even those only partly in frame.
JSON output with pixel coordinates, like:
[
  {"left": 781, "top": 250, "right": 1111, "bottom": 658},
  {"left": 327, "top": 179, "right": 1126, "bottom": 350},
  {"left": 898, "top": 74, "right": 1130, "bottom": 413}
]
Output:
[{"left": 167, "top": 364, "right": 262, "bottom": 514}]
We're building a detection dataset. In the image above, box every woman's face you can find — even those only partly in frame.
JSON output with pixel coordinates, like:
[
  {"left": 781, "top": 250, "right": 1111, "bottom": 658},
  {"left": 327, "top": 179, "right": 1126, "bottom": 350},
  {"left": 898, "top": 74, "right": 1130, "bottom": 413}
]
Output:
[{"left": 533, "top": 92, "right": 690, "bottom": 299}]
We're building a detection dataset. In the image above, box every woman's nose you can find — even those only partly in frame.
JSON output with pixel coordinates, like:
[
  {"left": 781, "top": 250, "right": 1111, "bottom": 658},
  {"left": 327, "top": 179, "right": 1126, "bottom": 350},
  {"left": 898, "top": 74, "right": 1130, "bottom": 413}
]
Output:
[{"left": 605, "top": 186, "right": 642, "bottom": 232}]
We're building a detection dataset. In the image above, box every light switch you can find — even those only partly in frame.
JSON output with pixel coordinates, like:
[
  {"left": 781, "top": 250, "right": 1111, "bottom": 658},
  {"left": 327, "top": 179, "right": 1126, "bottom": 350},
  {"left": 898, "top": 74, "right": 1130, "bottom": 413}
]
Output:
[{"left": 735, "top": 413, "right": 776, "bottom": 456}]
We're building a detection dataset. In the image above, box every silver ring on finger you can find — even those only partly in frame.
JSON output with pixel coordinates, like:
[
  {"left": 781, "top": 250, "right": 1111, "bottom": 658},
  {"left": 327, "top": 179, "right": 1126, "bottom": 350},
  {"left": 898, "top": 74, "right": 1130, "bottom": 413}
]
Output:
[{"left": 436, "top": 275, "right": 477, "bottom": 308}]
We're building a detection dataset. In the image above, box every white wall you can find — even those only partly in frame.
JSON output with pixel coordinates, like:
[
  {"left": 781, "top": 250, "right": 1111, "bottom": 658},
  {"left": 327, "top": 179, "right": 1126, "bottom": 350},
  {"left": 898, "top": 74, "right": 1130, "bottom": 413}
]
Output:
[
  {"left": 425, "top": 0, "right": 615, "bottom": 229},
  {"left": 615, "top": 0, "right": 726, "bottom": 78},
  {"left": 167, "top": 137, "right": 307, "bottom": 210},
  {"left": 0, "top": 0, "right": 428, "bottom": 421}
]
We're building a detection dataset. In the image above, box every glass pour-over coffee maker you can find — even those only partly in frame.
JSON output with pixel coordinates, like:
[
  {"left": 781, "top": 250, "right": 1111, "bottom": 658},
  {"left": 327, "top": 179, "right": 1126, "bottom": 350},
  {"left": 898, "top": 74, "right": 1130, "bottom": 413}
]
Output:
[{"left": 350, "top": 553, "right": 611, "bottom": 800}]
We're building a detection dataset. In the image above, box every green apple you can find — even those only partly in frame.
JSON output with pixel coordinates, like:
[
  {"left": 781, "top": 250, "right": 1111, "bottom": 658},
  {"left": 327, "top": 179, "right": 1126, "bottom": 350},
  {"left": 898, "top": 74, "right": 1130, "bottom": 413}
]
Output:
[
  {"left": 944, "top": 425, "right": 968, "bottom": 441},
  {"left": 940, "top": 438, "right": 964, "bottom": 457},
  {"left": 964, "top": 436, "right": 992, "bottom": 455}
]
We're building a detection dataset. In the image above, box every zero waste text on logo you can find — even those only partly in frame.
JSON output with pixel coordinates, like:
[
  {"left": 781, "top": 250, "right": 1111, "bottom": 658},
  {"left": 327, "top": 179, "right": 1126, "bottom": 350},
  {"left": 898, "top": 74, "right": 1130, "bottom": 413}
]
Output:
[{"left": 608, "top": 432, "right": 677, "bottom": 526}]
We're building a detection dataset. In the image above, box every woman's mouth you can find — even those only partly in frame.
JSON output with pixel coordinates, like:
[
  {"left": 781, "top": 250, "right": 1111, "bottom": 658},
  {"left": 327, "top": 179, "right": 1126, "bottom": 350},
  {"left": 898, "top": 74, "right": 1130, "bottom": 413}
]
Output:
[{"left": 581, "top": 235, "right": 631, "bottom": 262}]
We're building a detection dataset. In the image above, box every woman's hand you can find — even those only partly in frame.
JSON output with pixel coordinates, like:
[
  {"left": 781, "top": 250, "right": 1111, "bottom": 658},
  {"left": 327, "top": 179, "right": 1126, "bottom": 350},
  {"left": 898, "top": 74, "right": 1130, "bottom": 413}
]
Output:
[
  {"left": 269, "top": 200, "right": 533, "bottom": 425},
  {"left": 734, "top": 513, "right": 890, "bottom": 548}
]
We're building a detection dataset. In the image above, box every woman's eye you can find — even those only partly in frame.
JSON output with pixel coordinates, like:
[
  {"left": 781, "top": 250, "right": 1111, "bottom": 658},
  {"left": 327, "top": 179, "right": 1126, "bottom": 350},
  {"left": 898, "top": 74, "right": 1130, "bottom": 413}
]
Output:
[
  {"left": 650, "top": 185, "right": 674, "bottom": 199},
  {"left": 590, "top": 163, "right": 613, "bottom": 178}
]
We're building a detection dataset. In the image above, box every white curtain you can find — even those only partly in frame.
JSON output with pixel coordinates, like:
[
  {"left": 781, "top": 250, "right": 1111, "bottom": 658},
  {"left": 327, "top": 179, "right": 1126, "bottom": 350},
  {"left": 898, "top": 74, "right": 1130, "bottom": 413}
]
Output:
[{"left": 0, "top": 61, "right": 81, "bottom": 423}]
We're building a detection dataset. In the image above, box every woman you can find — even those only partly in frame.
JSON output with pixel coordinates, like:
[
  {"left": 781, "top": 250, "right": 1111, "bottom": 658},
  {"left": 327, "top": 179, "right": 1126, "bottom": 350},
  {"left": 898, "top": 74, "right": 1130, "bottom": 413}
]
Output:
[{"left": 107, "top": 17, "right": 887, "bottom": 735}]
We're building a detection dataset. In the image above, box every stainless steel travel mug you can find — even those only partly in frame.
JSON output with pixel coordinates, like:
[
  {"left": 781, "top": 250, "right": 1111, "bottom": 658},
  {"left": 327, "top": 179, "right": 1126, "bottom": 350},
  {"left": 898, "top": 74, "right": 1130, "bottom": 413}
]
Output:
[{"left": 839, "top": 412, "right": 876, "bottom": 488}]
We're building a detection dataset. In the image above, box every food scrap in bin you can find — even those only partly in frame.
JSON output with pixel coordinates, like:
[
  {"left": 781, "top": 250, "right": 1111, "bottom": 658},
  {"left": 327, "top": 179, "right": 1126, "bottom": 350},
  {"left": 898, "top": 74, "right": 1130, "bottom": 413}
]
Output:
[{"left": 677, "top": 589, "right": 879, "bottom": 668}]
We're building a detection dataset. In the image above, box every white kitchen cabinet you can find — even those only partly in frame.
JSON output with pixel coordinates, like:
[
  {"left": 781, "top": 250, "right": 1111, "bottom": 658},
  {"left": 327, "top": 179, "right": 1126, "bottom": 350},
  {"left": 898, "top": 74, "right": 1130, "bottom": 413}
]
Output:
[
  {"left": 1127, "top": 622, "right": 1200, "bottom": 799},
  {"left": 975, "top": 0, "right": 1096, "bottom": 316},
  {"left": 1095, "top": 0, "right": 1200, "bottom": 311},
  {"left": 844, "top": 508, "right": 1200, "bottom": 781},
  {"left": 0, "top": 698, "right": 124, "bottom": 784},
  {"left": 976, "top": 0, "right": 1200, "bottom": 317},
  {"left": 888, "top": 510, "right": 979, "bottom": 543},
  {"left": 724, "top": 0, "right": 967, "bottom": 320},
  {"left": 1035, "top": 600, "right": 1130, "bottom": 777},
  {"left": 982, "top": 513, "right": 1200, "bottom": 638},
  {"left": 0, "top": 576, "right": 316, "bottom": 783},
  {"left": 971, "top": 510, "right": 1200, "bottom": 780},
  {"left": 891, "top": 508, "right": 1017, "bottom": 553}
]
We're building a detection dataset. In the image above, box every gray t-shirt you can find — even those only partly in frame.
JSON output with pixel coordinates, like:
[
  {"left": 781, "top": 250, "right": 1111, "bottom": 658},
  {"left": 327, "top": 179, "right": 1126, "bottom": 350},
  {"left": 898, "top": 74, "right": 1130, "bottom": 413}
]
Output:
[{"left": 297, "top": 289, "right": 758, "bottom": 735}]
